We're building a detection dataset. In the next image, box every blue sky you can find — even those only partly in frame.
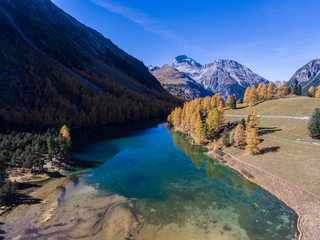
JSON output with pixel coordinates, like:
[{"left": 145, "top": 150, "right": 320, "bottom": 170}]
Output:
[{"left": 52, "top": 0, "right": 320, "bottom": 81}]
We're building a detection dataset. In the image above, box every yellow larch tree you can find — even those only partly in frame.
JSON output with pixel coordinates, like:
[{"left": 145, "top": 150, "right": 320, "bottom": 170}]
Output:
[
  {"left": 315, "top": 88, "right": 320, "bottom": 98},
  {"left": 243, "top": 87, "right": 251, "bottom": 105},
  {"left": 258, "top": 83, "right": 267, "bottom": 100},
  {"left": 233, "top": 124, "right": 246, "bottom": 148},
  {"left": 206, "top": 108, "right": 221, "bottom": 140},
  {"left": 213, "top": 140, "right": 219, "bottom": 151},
  {"left": 308, "top": 86, "right": 315, "bottom": 97},
  {"left": 217, "top": 100, "right": 225, "bottom": 130},
  {"left": 195, "top": 114, "right": 206, "bottom": 145},
  {"left": 60, "top": 125, "right": 71, "bottom": 140},
  {"left": 267, "top": 82, "right": 275, "bottom": 99},
  {"left": 173, "top": 107, "right": 182, "bottom": 127},
  {"left": 248, "top": 85, "right": 258, "bottom": 107},
  {"left": 226, "top": 95, "right": 232, "bottom": 107},
  {"left": 245, "top": 127, "right": 260, "bottom": 155},
  {"left": 247, "top": 111, "right": 259, "bottom": 129}
]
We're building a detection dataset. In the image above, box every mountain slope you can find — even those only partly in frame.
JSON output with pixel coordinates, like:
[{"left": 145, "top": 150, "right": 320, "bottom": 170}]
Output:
[
  {"left": 149, "top": 65, "right": 212, "bottom": 100},
  {"left": 171, "top": 56, "right": 268, "bottom": 99},
  {"left": 0, "top": 0, "right": 179, "bottom": 130},
  {"left": 288, "top": 59, "right": 320, "bottom": 95}
]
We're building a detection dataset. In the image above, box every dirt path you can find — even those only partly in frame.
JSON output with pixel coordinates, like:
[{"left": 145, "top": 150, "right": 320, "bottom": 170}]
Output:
[{"left": 225, "top": 114, "right": 310, "bottom": 120}]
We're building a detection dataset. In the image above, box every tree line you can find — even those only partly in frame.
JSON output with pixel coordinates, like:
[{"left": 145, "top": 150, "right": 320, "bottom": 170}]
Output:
[
  {"left": 0, "top": 59, "right": 180, "bottom": 131},
  {"left": 0, "top": 126, "right": 71, "bottom": 205},
  {"left": 167, "top": 94, "right": 261, "bottom": 155}
]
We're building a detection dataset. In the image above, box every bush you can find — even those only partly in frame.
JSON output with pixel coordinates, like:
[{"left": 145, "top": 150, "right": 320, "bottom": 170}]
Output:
[{"left": 309, "top": 108, "right": 320, "bottom": 139}]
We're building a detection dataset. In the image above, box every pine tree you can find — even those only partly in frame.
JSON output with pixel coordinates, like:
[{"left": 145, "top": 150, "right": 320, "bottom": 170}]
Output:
[
  {"left": 308, "top": 86, "right": 315, "bottom": 97},
  {"left": 292, "top": 84, "right": 298, "bottom": 95},
  {"left": 240, "top": 118, "right": 246, "bottom": 128},
  {"left": 230, "top": 94, "right": 237, "bottom": 109},
  {"left": 233, "top": 124, "right": 246, "bottom": 148},
  {"left": 308, "top": 108, "right": 320, "bottom": 139},
  {"left": 287, "top": 86, "right": 291, "bottom": 95},
  {"left": 60, "top": 125, "right": 71, "bottom": 140},
  {"left": 222, "top": 128, "right": 230, "bottom": 147},
  {"left": 297, "top": 84, "right": 302, "bottom": 95},
  {"left": 245, "top": 127, "right": 260, "bottom": 155}
]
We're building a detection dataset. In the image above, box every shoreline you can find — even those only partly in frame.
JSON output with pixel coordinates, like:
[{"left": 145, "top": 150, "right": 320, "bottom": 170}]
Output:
[{"left": 206, "top": 148, "right": 320, "bottom": 240}]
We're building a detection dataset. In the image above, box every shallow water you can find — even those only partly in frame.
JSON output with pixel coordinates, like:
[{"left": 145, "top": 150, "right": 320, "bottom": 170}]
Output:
[{"left": 69, "top": 122, "right": 298, "bottom": 239}]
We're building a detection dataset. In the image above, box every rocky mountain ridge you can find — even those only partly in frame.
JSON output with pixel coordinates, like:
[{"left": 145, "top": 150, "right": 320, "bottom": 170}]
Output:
[
  {"left": 288, "top": 59, "right": 320, "bottom": 95},
  {"left": 150, "top": 55, "right": 268, "bottom": 100},
  {"left": 0, "top": 0, "right": 179, "bottom": 129}
]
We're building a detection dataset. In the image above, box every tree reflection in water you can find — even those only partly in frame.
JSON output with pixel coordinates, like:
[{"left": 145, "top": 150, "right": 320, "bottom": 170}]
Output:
[{"left": 171, "top": 131, "right": 256, "bottom": 197}]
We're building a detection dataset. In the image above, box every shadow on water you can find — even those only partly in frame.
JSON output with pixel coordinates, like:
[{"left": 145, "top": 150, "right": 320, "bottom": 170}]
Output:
[
  {"left": 71, "top": 118, "right": 166, "bottom": 148},
  {"left": 68, "top": 118, "right": 166, "bottom": 173}
]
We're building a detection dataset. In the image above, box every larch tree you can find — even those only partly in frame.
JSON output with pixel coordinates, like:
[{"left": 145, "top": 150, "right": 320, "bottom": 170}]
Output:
[
  {"left": 243, "top": 87, "right": 251, "bottom": 105},
  {"left": 206, "top": 108, "right": 221, "bottom": 140},
  {"left": 248, "top": 85, "right": 258, "bottom": 107},
  {"left": 195, "top": 114, "right": 206, "bottom": 145},
  {"left": 60, "top": 125, "right": 71, "bottom": 140},
  {"left": 226, "top": 96, "right": 232, "bottom": 107},
  {"left": 217, "top": 101, "right": 225, "bottom": 130},
  {"left": 258, "top": 83, "right": 267, "bottom": 100},
  {"left": 173, "top": 107, "right": 182, "bottom": 127},
  {"left": 279, "top": 81, "right": 287, "bottom": 97},
  {"left": 267, "top": 82, "right": 275, "bottom": 99},
  {"left": 213, "top": 140, "right": 219, "bottom": 151},
  {"left": 233, "top": 124, "right": 246, "bottom": 148},
  {"left": 315, "top": 88, "right": 320, "bottom": 98},
  {"left": 245, "top": 127, "right": 260, "bottom": 155},
  {"left": 247, "top": 111, "right": 259, "bottom": 129},
  {"left": 308, "top": 86, "right": 315, "bottom": 97}
]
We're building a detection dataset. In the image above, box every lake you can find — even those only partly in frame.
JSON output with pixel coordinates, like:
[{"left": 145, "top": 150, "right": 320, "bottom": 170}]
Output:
[{"left": 61, "top": 120, "right": 298, "bottom": 239}]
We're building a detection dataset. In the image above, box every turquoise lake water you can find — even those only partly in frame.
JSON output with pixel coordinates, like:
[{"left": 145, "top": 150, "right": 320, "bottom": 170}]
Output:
[{"left": 71, "top": 121, "right": 298, "bottom": 239}]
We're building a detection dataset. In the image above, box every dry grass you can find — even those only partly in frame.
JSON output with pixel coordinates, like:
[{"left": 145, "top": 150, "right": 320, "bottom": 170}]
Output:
[
  {"left": 224, "top": 96, "right": 320, "bottom": 197},
  {"left": 226, "top": 95, "right": 320, "bottom": 117}
]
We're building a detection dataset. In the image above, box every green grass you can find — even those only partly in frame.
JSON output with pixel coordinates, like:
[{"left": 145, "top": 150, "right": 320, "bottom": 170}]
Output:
[{"left": 224, "top": 96, "right": 320, "bottom": 196}]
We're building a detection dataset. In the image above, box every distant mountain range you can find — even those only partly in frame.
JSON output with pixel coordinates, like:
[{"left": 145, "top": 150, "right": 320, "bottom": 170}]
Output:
[
  {"left": 0, "top": 0, "right": 179, "bottom": 129},
  {"left": 149, "top": 55, "right": 269, "bottom": 100},
  {"left": 148, "top": 65, "right": 212, "bottom": 100},
  {"left": 288, "top": 59, "right": 320, "bottom": 95}
]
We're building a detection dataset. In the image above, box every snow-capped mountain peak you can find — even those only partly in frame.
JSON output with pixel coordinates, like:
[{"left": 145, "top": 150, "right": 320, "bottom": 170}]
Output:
[{"left": 172, "top": 55, "right": 202, "bottom": 73}]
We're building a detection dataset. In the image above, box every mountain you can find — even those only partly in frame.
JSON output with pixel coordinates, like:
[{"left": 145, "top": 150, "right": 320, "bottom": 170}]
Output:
[
  {"left": 171, "top": 55, "right": 268, "bottom": 99},
  {"left": 0, "top": 0, "right": 179, "bottom": 130},
  {"left": 149, "top": 65, "right": 212, "bottom": 100},
  {"left": 288, "top": 59, "right": 320, "bottom": 95}
]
